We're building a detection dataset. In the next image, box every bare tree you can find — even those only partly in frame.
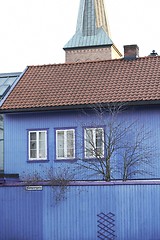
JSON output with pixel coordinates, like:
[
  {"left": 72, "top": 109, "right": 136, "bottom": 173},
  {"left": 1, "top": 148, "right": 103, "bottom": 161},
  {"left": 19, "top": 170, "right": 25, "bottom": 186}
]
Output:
[
  {"left": 78, "top": 104, "right": 154, "bottom": 181},
  {"left": 21, "top": 166, "right": 76, "bottom": 203},
  {"left": 119, "top": 125, "right": 153, "bottom": 180}
]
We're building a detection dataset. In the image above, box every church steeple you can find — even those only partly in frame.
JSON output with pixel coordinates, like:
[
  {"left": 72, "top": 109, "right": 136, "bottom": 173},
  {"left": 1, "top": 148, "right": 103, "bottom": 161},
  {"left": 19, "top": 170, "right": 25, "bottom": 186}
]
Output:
[{"left": 64, "top": 0, "right": 122, "bottom": 63}]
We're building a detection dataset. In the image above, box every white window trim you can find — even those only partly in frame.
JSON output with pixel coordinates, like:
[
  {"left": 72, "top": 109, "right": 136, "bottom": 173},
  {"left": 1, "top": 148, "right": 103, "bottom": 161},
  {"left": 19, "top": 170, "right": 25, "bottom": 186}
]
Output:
[
  {"left": 56, "top": 129, "right": 75, "bottom": 160},
  {"left": 84, "top": 127, "right": 104, "bottom": 159},
  {"left": 29, "top": 130, "right": 47, "bottom": 160}
]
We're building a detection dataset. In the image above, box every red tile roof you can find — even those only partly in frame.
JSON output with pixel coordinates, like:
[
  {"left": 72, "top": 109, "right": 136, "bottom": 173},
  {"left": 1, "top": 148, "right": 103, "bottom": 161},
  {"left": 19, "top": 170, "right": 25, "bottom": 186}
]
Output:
[{"left": 1, "top": 56, "right": 160, "bottom": 111}]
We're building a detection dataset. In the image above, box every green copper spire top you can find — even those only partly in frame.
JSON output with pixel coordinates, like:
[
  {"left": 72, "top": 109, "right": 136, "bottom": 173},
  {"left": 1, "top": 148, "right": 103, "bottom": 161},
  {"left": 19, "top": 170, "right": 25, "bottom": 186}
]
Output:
[{"left": 64, "top": 0, "right": 113, "bottom": 49}]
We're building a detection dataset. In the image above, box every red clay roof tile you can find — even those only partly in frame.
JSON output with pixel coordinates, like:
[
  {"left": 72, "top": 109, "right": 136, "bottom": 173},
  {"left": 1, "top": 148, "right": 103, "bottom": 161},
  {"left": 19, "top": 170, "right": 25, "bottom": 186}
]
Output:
[{"left": 1, "top": 56, "right": 160, "bottom": 111}]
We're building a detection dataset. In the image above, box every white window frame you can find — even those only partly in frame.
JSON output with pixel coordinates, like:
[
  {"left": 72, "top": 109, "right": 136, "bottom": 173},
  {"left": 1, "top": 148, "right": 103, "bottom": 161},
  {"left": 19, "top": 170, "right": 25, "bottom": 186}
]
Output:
[
  {"left": 56, "top": 129, "right": 75, "bottom": 160},
  {"left": 28, "top": 130, "right": 47, "bottom": 160},
  {"left": 84, "top": 127, "right": 104, "bottom": 159}
]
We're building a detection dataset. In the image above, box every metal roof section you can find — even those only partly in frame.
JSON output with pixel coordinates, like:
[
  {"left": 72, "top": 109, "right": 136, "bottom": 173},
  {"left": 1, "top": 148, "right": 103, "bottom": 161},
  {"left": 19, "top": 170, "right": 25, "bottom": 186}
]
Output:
[
  {"left": 64, "top": 0, "right": 113, "bottom": 49},
  {"left": 0, "top": 72, "right": 21, "bottom": 101}
]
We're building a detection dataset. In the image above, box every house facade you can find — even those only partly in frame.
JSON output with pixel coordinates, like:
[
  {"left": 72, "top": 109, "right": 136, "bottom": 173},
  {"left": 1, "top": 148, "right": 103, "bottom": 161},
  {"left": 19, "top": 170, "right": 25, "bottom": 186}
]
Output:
[{"left": 1, "top": 53, "right": 160, "bottom": 181}]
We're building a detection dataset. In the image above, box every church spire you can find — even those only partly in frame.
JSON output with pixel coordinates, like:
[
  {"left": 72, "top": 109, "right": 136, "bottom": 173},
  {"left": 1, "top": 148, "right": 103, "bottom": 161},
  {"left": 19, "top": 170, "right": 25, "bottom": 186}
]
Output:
[
  {"left": 64, "top": 0, "right": 122, "bottom": 63},
  {"left": 95, "top": 0, "right": 111, "bottom": 36},
  {"left": 76, "top": 0, "right": 111, "bottom": 39}
]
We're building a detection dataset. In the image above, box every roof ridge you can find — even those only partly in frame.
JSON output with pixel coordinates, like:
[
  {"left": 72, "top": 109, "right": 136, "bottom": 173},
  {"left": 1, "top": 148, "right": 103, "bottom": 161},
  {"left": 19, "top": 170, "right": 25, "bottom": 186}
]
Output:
[
  {"left": 27, "top": 55, "right": 160, "bottom": 68},
  {"left": 27, "top": 59, "right": 118, "bottom": 68}
]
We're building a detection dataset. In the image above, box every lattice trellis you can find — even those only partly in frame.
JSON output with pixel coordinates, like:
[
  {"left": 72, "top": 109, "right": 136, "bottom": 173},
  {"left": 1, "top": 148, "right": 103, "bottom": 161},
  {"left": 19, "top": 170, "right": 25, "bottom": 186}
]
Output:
[{"left": 97, "top": 212, "right": 116, "bottom": 240}]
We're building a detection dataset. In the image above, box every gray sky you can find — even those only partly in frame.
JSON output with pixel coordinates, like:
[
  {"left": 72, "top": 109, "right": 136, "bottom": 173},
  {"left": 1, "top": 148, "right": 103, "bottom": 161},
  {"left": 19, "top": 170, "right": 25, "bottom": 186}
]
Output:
[{"left": 0, "top": 0, "right": 159, "bottom": 73}]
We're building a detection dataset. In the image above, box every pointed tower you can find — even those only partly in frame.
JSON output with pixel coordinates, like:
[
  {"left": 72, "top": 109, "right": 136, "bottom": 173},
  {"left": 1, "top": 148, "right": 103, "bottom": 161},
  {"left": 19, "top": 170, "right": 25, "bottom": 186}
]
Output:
[{"left": 64, "top": 0, "right": 122, "bottom": 63}]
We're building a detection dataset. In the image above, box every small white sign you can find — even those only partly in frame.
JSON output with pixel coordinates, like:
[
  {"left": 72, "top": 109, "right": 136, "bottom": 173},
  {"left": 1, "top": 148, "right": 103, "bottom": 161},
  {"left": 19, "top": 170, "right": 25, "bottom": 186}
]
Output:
[{"left": 26, "top": 186, "right": 43, "bottom": 191}]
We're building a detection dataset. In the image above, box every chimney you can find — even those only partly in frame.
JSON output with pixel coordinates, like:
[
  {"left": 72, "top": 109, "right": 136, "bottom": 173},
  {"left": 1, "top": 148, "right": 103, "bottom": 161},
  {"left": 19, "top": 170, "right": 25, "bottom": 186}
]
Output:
[{"left": 124, "top": 44, "right": 139, "bottom": 60}]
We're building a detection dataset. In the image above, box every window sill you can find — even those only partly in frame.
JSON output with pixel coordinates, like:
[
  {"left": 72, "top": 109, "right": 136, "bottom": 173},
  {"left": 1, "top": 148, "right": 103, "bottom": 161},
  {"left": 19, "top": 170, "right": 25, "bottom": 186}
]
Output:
[
  {"left": 27, "top": 160, "right": 49, "bottom": 163},
  {"left": 83, "top": 157, "right": 105, "bottom": 161},
  {"left": 54, "top": 158, "right": 77, "bottom": 162}
]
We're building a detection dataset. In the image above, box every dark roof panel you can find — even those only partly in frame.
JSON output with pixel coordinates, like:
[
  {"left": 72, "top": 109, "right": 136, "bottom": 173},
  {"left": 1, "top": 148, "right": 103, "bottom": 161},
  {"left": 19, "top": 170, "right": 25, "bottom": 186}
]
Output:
[{"left": 0, "top": 72, "right": 21, "bottom": 100}]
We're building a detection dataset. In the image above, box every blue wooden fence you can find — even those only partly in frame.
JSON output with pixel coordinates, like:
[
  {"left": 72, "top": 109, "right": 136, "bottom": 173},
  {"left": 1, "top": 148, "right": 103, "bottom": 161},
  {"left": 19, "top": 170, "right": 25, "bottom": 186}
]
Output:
[{"left": 0, "top": 181, "right": 160, "bottom": 240}]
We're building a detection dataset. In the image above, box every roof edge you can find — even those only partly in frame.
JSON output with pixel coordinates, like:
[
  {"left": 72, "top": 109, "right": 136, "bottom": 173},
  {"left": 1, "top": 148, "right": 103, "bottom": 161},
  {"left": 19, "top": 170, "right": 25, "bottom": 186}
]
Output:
[
  {"left": 0, "top": 72, "right": 22, "bottom": 77},
  {"left": 63, "top": 44, "right": 113, "bottom": 51},
  {"left": 1, "top": 100, "right": 160, "bottom": 114}
]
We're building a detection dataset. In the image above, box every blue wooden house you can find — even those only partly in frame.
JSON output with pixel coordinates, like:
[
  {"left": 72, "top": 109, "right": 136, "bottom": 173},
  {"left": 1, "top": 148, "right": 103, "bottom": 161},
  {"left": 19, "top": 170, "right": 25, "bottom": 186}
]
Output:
[
  {"left": 1, "top": 49, "right": 160, "bottom": 181},
  {"left": 1, "top": 1, "right": 160, "bottom": 239}
]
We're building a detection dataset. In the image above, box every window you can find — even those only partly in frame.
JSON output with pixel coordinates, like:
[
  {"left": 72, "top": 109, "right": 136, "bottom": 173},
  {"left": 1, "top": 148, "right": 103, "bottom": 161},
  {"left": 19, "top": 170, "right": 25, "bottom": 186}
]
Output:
[
  {"left": 29, "top": 130, "right": 47, "bottom": 160},
  {"left": 56, "top": 129, "right": 75, "bottom": 160},
  {"left": 84, "top": 128, "right": 104, "bottom": 158}
]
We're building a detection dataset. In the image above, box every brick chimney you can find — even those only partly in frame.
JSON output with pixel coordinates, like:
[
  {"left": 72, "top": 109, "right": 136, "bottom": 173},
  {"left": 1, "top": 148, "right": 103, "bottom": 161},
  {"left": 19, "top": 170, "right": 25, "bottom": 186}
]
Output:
[{"left": 124, "top": 44, "right": 139, "bottom": 60}]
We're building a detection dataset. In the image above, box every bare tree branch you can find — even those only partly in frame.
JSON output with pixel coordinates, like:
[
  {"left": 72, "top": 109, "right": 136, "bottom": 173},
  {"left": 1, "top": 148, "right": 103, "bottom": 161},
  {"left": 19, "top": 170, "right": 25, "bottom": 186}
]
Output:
[{"left": 78, "top": 104, "right": 155, "bottom": 181}]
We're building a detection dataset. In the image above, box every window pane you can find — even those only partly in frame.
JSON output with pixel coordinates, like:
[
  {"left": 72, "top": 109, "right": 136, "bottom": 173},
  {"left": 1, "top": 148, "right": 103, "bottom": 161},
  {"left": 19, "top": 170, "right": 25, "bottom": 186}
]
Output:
[
  {"left": 85, "top": 144, "right": 93, "bottom": 157},
  {"left": 58, "top": 148, "right": 64, "bottom": 158},
  {"left": 57, "top": 131, "right": 64, "bottom": 158},
  {"left": 85, "top": 137, "right": 93, "bottom": 157},
  {"left": 29, "top": 132, "right": 37, "bottom": 159},
  {"left": 39, "top": 149, "right": 45, "bottom": 159},
  {"left": 0, "top": 77, "right": 8, "bottom": 85},
  {"left": 39, "top": 140, "right": 45, "bottom": 150},
  {"left": 39, "top": 132, "right": 45, "bottom": 141},
  {"left": 67, "top": 130, "right": 73, "bottom": 140},
  {"left": 85, "top": 129, "right": 94, "bottom": 157},
  {"left": 96, "top": 129, "right": 103, "bottom": 147},
  {"left": 0, "top": 85, "right": 10, "bottom": 97},
  {"left": 96, "top": 128, "right": 104, "bottom": 156},
  {"left": 57, "top": 131, "right": 64, "bottom": 140},
  {"left": 30, "top": 141, "right": 36, "bottom": 150},
  {"left": 67, "top": 130, "right": 74, "bottom": 158},
  {"left": 39, "top": 132, "right": 46, "bottom": 158},
  {"left": 39, "top": 141, "right": 45, "bottom": 158},
  {"left": 39, "top": 131, "right": 47, "bottom": 159},
  {"left": 5, "top": 77, "right": 17, "bottom": 85},
  {"left": 86, "top": 129, "right": 93, "bottom": 143},
  {"left": 30, "top": 132, "right": 36, "bottom": 140},
  {"left": 67, "top": 148, "right": 74, "bottom": 158},
  {"left": 30, "top": 149, "right": 36, "bottom": 159}
]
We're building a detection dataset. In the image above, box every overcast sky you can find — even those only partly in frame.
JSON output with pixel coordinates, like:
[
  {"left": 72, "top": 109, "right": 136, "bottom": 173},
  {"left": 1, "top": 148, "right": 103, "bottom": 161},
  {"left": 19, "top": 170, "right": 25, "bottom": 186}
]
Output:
[{"left": 0, "top": 0, "right": 159, "bottom": 73}]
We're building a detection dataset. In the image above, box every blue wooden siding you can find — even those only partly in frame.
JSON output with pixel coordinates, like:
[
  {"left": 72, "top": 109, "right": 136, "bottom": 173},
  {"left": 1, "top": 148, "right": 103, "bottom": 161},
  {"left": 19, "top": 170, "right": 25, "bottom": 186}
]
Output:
[
  {"left": 4, "top": 105, "right": 160, "bottom": 179},
  {"left": 0, "top": 182, "right": 160, "bottom": 240}
]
